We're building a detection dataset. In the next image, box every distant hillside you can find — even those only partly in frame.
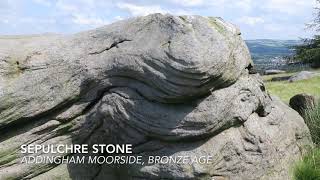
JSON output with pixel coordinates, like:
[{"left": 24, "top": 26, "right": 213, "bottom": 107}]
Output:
[
  {"left": 245, "top": 39, "right": 301, "bottom": 59},
  {"left": 245, "top": 39, "right": 302, "bottom": 71}
]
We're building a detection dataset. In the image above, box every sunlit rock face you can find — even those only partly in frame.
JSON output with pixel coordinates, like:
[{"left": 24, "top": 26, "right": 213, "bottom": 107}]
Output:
[{"left": 0, "top": 14, "right": 311, "bottom": 180}]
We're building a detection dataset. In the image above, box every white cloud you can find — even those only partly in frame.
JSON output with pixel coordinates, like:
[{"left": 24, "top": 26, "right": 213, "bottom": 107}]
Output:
[
  {"left": 20, "top": 17, "right": 35, "bottom": 23},
  {"left": 54, "top": 0, "right": 110, "bottom": 27},
  {"left": 265, "top": 0, "right": 316, "bottom": 14},
  {"left": 263, "top": 23, "right": 284, "bottom": 32},
  {"left": 0, "top": 0, "right": 317, "bottom": 39},
  {"left": 19, "top": 17, "right": 56, "bottom": 24},
  {"left": 170, "top": 0, "right": 204, "bottom": 7},
  {"left": 234, "top": 0, "right": 253, "bottom": 12},
  {"left": 203, "top": 0, "right": 253, "bottom": 11},
  {"left": 0, "top": 19, "right": 9, "bottom": 24},
  {"left": 33, "top": 0, "right": 52, "bottom": 7},
  {"left": 56, "top": 1, "right": 79, "bottom": 12},
  {"left": 237, "top": 16, "right": 265, "bottom": 26},
  {"left": 114, "top": 16, "right": 124, "bottom": 21},
  {"left": 72, "top": 14, "right": 108, "bottom": 26},
  {"left": 0, "top": 0, "right": 19, "bottom": 25},
  {"left": 117, "top": 3, "right": 168, "bottom": 16},
  {"left": 0, "top": 0, "right": 10, "bottom": 12}
]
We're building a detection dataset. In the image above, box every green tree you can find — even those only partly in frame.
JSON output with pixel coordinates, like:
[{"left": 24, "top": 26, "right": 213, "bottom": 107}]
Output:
[
  {"left": 293, "top": 0, "right": 320, "bottom": 68},
  {"left": 293, "top": 36, "right": 320, "bottom": 67}
]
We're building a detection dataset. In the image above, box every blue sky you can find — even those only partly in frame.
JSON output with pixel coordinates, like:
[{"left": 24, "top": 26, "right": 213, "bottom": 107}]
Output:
[{"left": 0, "top": 0, "right": 318, "bottom": 39}]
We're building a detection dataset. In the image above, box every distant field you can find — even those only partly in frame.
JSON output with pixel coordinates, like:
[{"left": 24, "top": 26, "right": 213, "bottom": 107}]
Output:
[{"left": 264, "top": 70, "right": 320, "bottom": 103}]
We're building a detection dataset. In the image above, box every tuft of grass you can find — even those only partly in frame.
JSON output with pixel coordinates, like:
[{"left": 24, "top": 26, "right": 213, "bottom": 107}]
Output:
[
  {"left": 304, "top": 101, "right": 320, "bottom": 145},
  {"left": 293, "top": 148, "right": 320, "bottom": 180},
  {"left": 293, "top": 102, "right": 320, "bottom": 180}
]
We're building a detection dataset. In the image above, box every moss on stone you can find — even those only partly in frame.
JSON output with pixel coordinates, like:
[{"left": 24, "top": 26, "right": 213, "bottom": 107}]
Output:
[
  {"left": 4, "top": 55, "right": 24, "bottom": 78},
  {"left": 55, "top": 122, "right": 73, "bottom": 134},
  {"left": 207, "top": 17, "right": 226, "bottom": 36},
  {"left": 0, "top": 149, "right": 18, "bottom": 166},
  {"left": 0, "top": 153, "right": 18, "bottom": 166}
]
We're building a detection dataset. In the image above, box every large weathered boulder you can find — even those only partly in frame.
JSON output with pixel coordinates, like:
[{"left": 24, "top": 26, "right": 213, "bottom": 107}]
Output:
[{"left": 0, "top": 14, "right": 311, "bottom": 179}]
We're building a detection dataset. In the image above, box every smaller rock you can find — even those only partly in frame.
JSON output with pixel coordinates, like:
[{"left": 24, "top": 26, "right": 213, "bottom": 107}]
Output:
[
  {"left": 288, "top": 71, "right": 319, "bottom": 82},
  {"left": 271, "top": 76, "right": 291, "bottom": 81},
  {"left": 264, "top": 69, "right": 286, "bottom": 75},
  {"left": 289, "top": 93, "right": 316, "bottom": 115}
]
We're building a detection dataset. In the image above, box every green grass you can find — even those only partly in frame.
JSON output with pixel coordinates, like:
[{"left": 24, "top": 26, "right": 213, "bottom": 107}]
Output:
[
  {"left": 264, "top": 76, "right": 320, "bottom": 103},
  {"left": 293, "top": 102, "right": 320, "bottom": 180},
  {"left": 293, "top": 148, "right": 320, "bottom": 180},
  {"left": 305, "top": 101, "right": 320, "bottom": 145},
  {"left": 264, "top": 70, "right": 320, "bottom": 179}
]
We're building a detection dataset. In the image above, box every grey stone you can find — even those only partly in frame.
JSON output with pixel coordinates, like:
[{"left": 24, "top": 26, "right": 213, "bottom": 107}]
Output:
[
  {"left": 270, "top": 76, "right": 291, "bottom": 81},
  {"left": 264, "top": 69, "right": 286, "bottom": 75},
  {"left": 289, "top": 93, "right": 317, "bottom": 115},
  {"left": 288, "top": 71, "right": 319, "bottom": 82},
  {"left": 0, "top": 14, "right": 312, "bottom": 180}
]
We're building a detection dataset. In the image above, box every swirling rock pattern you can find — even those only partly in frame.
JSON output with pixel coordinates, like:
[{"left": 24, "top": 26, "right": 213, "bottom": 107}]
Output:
[{"left": 0, "top": 14, "right": 311, "bottom": 179}]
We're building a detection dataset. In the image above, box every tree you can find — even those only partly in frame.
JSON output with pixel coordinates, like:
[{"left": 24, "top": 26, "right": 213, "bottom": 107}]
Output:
[
  {"left": 293, "top": 36, "right": 320, "bottom": 67},
  {"left": 293, "top": 0, "right": 320, "bottom": 68},
  {"left": 308, "top": 0, "right": 320, "bottom": 30}
]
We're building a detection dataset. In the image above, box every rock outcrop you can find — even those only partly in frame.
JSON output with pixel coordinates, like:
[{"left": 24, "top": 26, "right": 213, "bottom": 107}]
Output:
[{"left": 0, "top": 14, "right": 311, "bottom": 179}]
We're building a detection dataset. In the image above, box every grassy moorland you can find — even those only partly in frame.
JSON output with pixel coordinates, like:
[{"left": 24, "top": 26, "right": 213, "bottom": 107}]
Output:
[
  {"left": 263, "top": 69, "right": 320, "bottom": 103},
  {"left": 263, "top": 69, "right": 320, "bottom": 179},
  {"left": 293, "top": 148, "right": 320, "bottom": 180}
]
